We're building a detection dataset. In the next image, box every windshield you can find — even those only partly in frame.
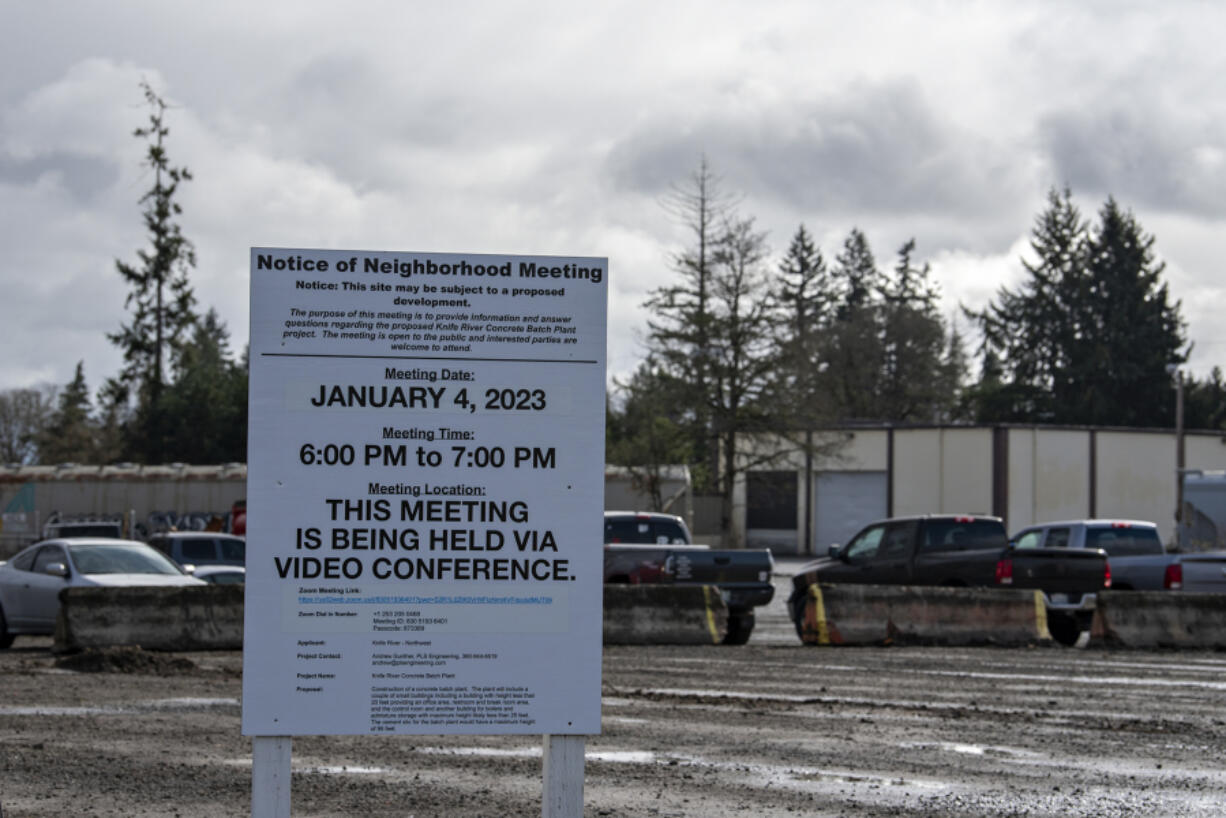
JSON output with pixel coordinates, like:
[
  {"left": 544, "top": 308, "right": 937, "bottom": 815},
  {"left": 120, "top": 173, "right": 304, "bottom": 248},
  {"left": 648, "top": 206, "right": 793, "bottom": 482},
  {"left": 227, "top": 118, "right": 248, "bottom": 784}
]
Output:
[
  {"left": 68, "top": 543, "right": 185, "bottom": 575},
  {"left": 1086, "top": 526, "right": 1163, "bottom": 557}
]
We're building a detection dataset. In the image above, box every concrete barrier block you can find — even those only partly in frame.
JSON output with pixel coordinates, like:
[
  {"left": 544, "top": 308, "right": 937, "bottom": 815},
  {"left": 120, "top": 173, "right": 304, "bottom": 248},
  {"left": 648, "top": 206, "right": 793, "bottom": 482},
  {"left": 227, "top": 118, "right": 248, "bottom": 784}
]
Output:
[
  {"left": 800, "top": 583, "right": 1052, "bottom": 647},
  {"left": 55, "top": 585, "right": 244, "bottom": 653},
  {"left": 603, "top": 584, "right": 727, "bottom": 645},
  {"left": 1091, "top": 590, "right": 1226, "bottom": 649}
]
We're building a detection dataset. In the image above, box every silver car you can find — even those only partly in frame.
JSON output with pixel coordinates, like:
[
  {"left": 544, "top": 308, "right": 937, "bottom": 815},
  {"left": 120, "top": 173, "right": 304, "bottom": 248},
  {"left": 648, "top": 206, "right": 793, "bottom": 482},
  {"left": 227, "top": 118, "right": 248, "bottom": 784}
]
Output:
[{"left": 0, "top": 538, "right": 205, "bottom": 647}]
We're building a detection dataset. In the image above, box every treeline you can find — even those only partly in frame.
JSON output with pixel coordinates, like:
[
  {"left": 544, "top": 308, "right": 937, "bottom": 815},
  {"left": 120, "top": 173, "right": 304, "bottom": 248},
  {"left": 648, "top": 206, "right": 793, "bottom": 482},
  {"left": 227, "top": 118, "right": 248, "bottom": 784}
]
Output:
[{"left": 606, "top": 160, "right": 1221, "bottom": 535}]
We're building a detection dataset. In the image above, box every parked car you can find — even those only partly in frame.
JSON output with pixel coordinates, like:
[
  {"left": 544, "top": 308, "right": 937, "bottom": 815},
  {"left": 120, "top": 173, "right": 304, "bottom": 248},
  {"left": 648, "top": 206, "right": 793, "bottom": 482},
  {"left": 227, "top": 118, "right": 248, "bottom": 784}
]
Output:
[
  {"left": 1010, "top": 519, "right": 1178, "bottom": 590},
  {"left": 0, "top": 538, "right": 205, "bottom": 647},
  {"left": 603, "top": 511, "right": 775, "bottom": 645},
  {"left": 787, "top": 514, "right": 1112, "bottom": 644},
  {"left": 146, "top": 531, "right": 246, "bottom": 568},
  {"left": 190, "top": 565, "right": 246, "bottom": 585}
]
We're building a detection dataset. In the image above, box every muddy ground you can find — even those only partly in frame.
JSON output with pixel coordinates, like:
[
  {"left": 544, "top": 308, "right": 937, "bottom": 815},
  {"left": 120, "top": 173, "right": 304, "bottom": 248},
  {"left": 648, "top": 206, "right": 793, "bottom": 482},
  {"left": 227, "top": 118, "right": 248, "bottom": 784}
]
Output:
[{"left": 2, "top": 570, "right": 1226, "bottom": 817}]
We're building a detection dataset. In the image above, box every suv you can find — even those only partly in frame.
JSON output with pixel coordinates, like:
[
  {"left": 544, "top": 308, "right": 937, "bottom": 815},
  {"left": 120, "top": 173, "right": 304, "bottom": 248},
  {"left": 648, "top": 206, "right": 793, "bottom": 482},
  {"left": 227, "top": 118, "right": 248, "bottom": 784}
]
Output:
[{"left": 146, "top": 532, "right": 246, "bottom": 568}]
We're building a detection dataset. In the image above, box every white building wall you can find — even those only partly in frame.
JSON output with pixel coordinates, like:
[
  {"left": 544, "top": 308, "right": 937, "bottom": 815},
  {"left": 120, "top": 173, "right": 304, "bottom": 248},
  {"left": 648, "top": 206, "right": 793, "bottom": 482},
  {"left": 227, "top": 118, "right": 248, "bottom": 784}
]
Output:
[
  {"left": 1030, "top": 430, "right": 1091, "bottom": 525},
  {"left": 1187, "top": 434, "right": 1226, "bottom": 472},
  {"left": 1007, "top": 429, "right": 1037, "bottom": 531},
  {"left": 893, "top": 429, "right": 942, "bottom": 515},
  {"left": 1096, "top": 431, "right": 1176, "bottom": 542},
  {"left": 937, "top": 428, "right": 994, "bottom": 516}
]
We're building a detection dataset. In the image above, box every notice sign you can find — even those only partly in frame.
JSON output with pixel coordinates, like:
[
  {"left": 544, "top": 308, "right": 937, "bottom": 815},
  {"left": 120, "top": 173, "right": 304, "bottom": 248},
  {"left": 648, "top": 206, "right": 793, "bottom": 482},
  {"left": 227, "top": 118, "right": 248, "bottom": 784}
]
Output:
[{"left": 242, "top": 248, "right": 607, "bottom": 737}]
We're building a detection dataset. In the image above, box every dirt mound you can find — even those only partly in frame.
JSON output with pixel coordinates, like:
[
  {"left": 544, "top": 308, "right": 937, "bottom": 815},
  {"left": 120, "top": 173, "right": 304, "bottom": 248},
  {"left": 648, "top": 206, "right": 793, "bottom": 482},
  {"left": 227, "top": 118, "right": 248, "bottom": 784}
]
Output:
[{"left": 54, "top": 646, "right": 199, "bottom": 675}]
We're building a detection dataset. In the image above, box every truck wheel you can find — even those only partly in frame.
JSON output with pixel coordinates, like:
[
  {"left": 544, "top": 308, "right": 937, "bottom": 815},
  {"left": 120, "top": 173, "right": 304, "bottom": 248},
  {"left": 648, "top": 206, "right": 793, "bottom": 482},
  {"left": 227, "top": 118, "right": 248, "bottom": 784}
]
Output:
[
  {"left": 0, "top": 605, "right": 14, "bottom": 649},
  {"left": 723, "top": 611, "right": 755, "bottom": 645}
]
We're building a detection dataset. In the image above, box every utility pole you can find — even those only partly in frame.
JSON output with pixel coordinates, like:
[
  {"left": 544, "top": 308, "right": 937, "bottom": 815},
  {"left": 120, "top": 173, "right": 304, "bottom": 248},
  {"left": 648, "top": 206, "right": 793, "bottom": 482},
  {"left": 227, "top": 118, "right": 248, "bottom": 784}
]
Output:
[{"left": 1169, "top": 364, "right": 1186, "bottom": 535}]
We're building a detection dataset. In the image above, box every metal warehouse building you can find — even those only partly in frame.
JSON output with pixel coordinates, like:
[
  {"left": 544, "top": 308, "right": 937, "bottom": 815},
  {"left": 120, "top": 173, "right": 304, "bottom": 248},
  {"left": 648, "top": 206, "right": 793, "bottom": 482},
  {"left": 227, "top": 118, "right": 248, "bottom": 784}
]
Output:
[{"left": 737, "top": 424, "right": 1226, "bottom": 555}]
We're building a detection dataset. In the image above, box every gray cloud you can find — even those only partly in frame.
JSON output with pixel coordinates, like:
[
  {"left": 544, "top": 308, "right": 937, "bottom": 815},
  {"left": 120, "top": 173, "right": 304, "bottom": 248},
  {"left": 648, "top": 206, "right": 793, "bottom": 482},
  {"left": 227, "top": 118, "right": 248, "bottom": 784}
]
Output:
[
  {"left": 0, "top": 151, "right": 120, "bottom": 203},
  {"left": 1040, "top": 106, "right": 1226, "bottom": 216},
  {"left": 607, "top": 80, "right": 1026, "bottom": 219}
]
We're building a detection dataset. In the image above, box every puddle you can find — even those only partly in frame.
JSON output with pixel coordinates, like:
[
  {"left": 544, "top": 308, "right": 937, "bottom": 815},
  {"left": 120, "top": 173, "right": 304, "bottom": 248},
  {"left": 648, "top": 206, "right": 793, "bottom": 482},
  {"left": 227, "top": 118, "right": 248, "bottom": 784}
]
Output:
[
  {"left": 637, "top": 687, "right": 821, "bottom": 703},
  {"left": 602, "top": 715, "right": 649, "bottom": 725},
  {"left": 415, "top": 746, "right": 674, "bottom": 766},
  {"left": 303, "top": 765, "right": 389, "bottom": 775},
  {"left": 0, "top": 705, "right": 128, "bottom": 716},
  {"left": 588, "top": 751, "right": 657, "bottom": 763},
  {"left": 144, "top": 697, "right": 240, "bottom": 709},
  {"left": 899, "top": 741, "right": 1045, "bottom": 760},
  {"left": 417, "top": 746, "right": 541, "bottom": 759},
  {"left": 920, "top": 668, "right": 1226, "bottom": 692},
  {"left": 0, "top": 697, "right": 238, "bottom": 718}
]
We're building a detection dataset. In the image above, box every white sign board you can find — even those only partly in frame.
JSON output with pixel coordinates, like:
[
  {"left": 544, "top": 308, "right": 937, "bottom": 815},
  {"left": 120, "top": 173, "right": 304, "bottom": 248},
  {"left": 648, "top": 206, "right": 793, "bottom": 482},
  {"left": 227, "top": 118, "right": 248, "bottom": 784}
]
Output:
[{"left": 242, "top": 248, "right": 606, "bottom": 736}]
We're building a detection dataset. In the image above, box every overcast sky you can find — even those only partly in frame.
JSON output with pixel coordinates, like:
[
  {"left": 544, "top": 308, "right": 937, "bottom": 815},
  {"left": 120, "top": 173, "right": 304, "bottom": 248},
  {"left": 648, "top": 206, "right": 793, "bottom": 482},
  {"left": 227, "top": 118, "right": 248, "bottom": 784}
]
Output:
[{"left": 4, "top": 2, "right": 1225, "bottom": 398}]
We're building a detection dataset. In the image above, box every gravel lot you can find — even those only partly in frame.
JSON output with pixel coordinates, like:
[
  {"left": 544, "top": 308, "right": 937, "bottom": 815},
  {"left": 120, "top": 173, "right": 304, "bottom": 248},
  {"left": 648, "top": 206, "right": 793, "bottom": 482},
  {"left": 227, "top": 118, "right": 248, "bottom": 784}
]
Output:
[{"left": 2, "top": 567, "right": 1225, "bottom": 816}]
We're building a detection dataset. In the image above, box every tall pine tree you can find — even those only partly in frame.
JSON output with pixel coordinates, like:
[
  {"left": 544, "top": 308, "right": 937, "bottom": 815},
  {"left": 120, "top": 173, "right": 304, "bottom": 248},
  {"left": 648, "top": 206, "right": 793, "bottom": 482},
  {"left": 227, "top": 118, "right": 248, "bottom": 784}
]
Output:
[
  {"left": 969, "top": 189, "right": 1186, "bottom": 427},
  {"left": 878, "top": 239, "right": 952, "bottom": 421},
  {"left": 1072, "top": 197, "right": 1186, "bottom": 426},
  {"left": 826, "top": 228, "right": 884, "bottom": 420},
  {"left": 108, "top": 81, "right": 198, "bottom": 463}
]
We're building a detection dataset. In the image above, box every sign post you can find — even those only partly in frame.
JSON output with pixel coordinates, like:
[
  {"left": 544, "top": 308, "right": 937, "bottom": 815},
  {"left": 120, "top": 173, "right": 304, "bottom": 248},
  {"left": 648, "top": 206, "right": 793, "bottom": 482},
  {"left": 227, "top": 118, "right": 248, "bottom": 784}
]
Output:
[{"left": 245, "top": 248, "right": 607, "bottom": 815}]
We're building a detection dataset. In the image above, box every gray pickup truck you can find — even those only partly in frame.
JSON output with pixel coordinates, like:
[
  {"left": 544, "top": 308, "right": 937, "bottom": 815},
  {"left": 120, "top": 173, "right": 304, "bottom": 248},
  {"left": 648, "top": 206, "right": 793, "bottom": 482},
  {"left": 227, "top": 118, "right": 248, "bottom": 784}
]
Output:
[
  {"left": 1010, "top": 520, "right": 1178, "bottom": 590},
  {"left": 603, "top": 511, "right": 775, "bottom": 645},
  {"left": 1012, "top": 518, "right": 1226, "bottom": 593},
  {"left": 788, "top": 514, "right": 1111, "bottom": 644}
]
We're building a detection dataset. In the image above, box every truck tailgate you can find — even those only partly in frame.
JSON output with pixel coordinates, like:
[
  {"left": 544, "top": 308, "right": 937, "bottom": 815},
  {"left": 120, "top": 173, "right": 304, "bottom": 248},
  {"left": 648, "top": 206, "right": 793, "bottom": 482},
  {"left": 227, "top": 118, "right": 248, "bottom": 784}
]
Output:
[
  {"left": 1178, "top": 552, "right": 1226, "bottom": 593},
  {"left": 1009, "top": 547, "right": 1108, "bottom": 594}
]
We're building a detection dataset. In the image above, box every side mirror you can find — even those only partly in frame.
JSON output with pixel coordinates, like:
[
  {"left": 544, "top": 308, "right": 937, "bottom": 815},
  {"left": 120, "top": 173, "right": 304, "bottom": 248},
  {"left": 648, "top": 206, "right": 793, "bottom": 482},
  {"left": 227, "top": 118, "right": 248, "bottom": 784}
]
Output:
[
  {"left": 181, "top": 564, "right": 198, "bottom": 575},
  {"left": 827, "top": 544, "right": 842, "bottom": 559},
  {"left": 44, "top": 562, "right": 69, "bottom": 578}
]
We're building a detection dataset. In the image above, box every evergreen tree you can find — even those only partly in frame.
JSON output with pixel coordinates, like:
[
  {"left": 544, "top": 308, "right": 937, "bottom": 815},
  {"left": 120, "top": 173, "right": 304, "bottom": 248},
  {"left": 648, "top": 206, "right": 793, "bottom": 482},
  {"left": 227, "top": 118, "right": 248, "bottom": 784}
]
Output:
[
  {"left": 767, "top": 224, "right": 843, "bottom": 552},
  {"left": 1185, "top": 367, "right": 1226, "bottom": 430},
  {"left": 970, "top": 187, "right": 1088, "bottom": 422},
  {"left": 108, "top": 81, "right": 198, "bottom": 462},
  {"left": 36, "top": 362, "right": 98, "bottom": 464},
  {"left": 1072, "top": 197, "right": 1186, "bottom": 426},
  {"left": 939, "top": 320, "right": 972, "bottom": 422},
  {"left": 770, "top": 224, "right": 835, "bottom": 425},
  {"left": 826, "top": 228, "right": 884, "bottom": 420},
  {"left": 606, "top": 360, "right": 694, "bottom": 511},
  {"left": 968, "top": 189, "right": 1187, "bottom": 427},
  {"left": 878, "top": 239, "right": 951, "bottom": 421},
  {"left": 155, "top": 309, "right": 248, "bottom": 463}
]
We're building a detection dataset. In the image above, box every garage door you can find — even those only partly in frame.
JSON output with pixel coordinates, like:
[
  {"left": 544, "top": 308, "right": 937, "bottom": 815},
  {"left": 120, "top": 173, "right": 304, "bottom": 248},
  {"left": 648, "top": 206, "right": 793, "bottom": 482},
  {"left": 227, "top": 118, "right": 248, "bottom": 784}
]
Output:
[{"left": 814, "top": 471, "right": 888, "bottom": 554}]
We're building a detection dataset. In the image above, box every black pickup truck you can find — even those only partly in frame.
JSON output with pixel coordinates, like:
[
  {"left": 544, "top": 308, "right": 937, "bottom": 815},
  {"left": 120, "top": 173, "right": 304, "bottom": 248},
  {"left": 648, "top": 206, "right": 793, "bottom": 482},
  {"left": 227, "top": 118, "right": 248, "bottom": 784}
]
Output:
[
  {"left": 787, "top": 514, "right": 1111, "bottom": 644},
  {"left": 604, "top": 511, "right": 775, "bottom": 644}
]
